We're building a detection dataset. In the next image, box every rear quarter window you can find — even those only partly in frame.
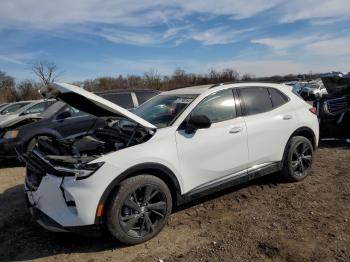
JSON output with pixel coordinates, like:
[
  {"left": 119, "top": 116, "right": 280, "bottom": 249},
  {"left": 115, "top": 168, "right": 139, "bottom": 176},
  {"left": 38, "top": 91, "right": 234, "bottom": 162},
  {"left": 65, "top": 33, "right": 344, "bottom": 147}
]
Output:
[
  {"left": 239, "top": 87, "right": 273, "bottom": 116},
  {"left": 268, "top": 88, "right": 289, "bottom": 108}
]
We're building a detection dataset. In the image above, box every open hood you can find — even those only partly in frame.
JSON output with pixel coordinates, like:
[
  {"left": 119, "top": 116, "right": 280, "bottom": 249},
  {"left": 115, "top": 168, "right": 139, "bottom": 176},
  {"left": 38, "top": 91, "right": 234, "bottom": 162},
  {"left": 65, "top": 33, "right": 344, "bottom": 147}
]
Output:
[
  {"left": 321, "top": 72, "right": 350, "bottom": 96},
  {"left": 41, "top": 82, "right": 156, "bottom": 129}
]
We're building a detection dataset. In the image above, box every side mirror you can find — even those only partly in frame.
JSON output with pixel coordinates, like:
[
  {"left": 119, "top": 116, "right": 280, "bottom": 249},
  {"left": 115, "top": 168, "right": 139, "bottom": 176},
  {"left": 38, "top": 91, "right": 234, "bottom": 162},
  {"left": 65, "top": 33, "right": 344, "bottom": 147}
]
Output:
[
  {"left": 185, "top": 115, "right": 211, "bottom": 134},
  {"left": 56, "top": 111, "right": 72, "bottom": 121}
]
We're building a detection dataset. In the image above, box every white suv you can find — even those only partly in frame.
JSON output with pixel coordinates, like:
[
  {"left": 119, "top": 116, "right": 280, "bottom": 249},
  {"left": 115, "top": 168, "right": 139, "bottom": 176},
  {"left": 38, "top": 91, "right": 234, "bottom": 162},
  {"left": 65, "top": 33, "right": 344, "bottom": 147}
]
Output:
[{"left": 23, "top": 82, "right": 319, "bottom": 244}]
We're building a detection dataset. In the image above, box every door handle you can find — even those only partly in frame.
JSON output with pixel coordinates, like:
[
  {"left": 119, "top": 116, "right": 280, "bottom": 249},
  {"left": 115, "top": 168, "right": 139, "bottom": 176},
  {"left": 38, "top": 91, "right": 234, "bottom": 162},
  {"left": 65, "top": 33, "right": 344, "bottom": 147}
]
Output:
[
  {"left": 229, "top": 126, "right": 243, "bottom": 134},
  {"left": 283, "top": 115, "right": 293, "bottom": 120}
]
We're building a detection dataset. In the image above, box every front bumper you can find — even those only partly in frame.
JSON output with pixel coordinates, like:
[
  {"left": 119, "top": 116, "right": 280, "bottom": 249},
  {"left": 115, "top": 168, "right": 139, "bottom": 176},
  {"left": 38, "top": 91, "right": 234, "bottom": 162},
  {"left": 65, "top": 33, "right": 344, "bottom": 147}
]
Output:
[
  {"left": 25, "top": 198, "right": 102, "bottom": 235},
  {"left": 0, "top": 138, "right": 23, "bottom": 159},
  {"left": 24, "top": 161, "right": 122, "bottom": 230}
]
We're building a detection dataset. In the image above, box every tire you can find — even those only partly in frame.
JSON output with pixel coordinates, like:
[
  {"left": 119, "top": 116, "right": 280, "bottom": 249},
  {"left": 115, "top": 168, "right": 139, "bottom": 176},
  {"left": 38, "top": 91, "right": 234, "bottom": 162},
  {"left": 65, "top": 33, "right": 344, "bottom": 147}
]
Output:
[
  {"left": 26, "top": 135, "right": 50, "bottom": 153},
  {"left": 26, "top": 137, "right": 38, "bottom": 153},
  {"left": 281, "top": 136, "right": 314, "bottom": 182},
  {"left": 106, "top": 175, "right": 172, "bottom": 245}
]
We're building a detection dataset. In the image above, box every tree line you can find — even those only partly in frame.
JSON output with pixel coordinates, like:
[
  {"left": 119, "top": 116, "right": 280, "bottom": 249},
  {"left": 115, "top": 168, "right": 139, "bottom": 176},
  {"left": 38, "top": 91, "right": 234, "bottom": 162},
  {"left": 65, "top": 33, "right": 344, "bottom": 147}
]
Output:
[{"left": 0, "top": 61, "right": 322, "bottom": 103}]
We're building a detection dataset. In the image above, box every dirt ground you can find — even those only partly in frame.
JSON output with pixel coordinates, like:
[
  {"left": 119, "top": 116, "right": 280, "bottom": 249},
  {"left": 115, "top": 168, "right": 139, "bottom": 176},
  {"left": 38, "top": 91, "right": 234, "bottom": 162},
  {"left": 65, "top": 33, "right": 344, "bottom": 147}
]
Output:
[{"left": 0, "top": 142, "right": 349, "bottom": 262}]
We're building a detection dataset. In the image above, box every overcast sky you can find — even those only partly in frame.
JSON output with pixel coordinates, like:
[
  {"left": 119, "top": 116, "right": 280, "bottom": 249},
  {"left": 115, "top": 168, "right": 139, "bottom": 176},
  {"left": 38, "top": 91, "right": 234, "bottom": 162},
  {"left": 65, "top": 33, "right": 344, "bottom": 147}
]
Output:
[{"left": 0, "top": 0, "right": 349, "bottom": 81}]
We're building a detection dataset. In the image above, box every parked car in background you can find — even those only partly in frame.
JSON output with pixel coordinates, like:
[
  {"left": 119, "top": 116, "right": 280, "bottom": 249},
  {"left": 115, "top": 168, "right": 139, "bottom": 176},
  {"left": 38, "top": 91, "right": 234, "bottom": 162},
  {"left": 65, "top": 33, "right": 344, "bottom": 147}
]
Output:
[
  {"left": 0, "top": 103, "right": 9, "bottom": 111},
  {"left": 0, "top": 101, "right": 105, "bottom": 159},
  {"left": 95, "top": 89, "right": 160, "bottom": 109},
  {"left": 299, "top": 80, "right": 327, "bottom": 101},
  {"left": 316, "top": 72, "right": 350, "bottom": 139},
  {"left": 0, "top": 89, "right": 159, "bottom": 159},
  {"left": 0, "top": 101, "right": 32, "bottom": 115},
  {"left": 22, "top": 82, "right": 318, "bottom": 245},
  {"left": 0, "top": 100, "right": 56, "bottom": 124}
]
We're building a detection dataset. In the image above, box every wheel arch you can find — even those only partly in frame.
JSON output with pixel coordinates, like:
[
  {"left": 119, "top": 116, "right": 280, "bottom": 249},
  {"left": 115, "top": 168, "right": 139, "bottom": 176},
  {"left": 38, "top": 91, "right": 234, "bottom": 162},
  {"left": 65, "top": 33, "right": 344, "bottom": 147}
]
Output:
[
  {"left": 94, "top": 162, "right": 182, "bottom": 224},
  {"left": 281, "top": 126, "right": 317, "bottom": 167},
  {"left": 24, "top": 130, "right": 63, "bottom": 151},
  {"left": 290, "top": 127, "right": 317, "bottom": 149}
]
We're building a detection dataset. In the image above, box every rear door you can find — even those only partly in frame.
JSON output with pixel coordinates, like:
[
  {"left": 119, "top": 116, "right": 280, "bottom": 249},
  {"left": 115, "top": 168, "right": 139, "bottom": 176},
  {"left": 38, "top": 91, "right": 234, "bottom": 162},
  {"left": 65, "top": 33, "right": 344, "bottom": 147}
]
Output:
[
  {"left": 175, "top": 88, "right": 249, "bottom": 193},
  {"left": 238, "top": 86, "right": 297, "bottom": 167}
]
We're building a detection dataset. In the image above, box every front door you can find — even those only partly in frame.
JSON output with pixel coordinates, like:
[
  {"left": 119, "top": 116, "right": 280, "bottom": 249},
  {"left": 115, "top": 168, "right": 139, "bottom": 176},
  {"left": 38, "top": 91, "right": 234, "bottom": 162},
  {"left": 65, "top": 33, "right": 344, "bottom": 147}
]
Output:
[{"left": 175, "top": 89, "right": 249, "bottom": 193}]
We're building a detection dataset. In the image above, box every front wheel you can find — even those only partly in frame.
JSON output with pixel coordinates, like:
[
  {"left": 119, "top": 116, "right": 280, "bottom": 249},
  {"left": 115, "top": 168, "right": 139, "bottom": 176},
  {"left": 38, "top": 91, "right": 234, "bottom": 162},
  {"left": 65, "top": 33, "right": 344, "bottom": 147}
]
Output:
[
  {"left": 282, "top": 136, "right": 314, "bottom": 181},
  {"left": 106, "top": 175, "right": 172, "bottom": 245}
]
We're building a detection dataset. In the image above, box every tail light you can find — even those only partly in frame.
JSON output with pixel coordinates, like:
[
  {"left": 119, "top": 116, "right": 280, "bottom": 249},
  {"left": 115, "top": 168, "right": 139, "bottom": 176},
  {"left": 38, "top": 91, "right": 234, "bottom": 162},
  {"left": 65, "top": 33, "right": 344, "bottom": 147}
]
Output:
[{"left": 309, "top": 107, "right": 317, "bottom": 115}]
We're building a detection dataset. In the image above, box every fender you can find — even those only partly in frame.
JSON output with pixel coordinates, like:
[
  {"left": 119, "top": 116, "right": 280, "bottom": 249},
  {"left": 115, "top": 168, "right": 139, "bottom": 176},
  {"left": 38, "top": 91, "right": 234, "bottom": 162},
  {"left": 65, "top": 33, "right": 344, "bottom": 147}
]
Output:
[
  {"left": 290, "top": 126, "right": 317, "bottom": 149},
  {"left": 94, "top": 162, "right": 182, "bottom": 224},
  {"left": 22, "top": 127, "right": 64, "bottom": 142},
  {"left": 280, "top": 126, "right": 317, "bottom": 169}
]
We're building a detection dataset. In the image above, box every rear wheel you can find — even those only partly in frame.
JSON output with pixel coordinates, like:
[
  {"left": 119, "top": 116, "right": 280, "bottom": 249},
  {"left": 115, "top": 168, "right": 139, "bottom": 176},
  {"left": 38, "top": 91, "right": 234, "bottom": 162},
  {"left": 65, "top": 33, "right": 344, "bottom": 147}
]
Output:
[
  {"left": 282, "top": 136, "right": 314, "bottom": 181},
  {"left": 106, "top": 175, "right": 172, "bottom": 245}
]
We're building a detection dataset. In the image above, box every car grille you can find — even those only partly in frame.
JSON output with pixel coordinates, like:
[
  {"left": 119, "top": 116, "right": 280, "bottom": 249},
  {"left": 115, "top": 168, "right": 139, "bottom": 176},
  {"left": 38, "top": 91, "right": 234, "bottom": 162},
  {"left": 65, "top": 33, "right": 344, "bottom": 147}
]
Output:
[
  {"left": 23, "top": 150, "right": 56, "bottom": 191},
  {"left": 323, "top": 96, "right": 350, "bottom": 116},
  {"left": 23, "top": 152, "right": 47, "bottom": 191}
]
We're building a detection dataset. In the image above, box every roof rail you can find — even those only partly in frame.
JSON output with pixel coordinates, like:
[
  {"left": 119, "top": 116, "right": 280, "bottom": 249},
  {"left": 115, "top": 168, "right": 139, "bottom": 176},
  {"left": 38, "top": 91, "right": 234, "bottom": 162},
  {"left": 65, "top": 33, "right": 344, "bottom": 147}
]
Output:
[
  {"left": 209, "top": 80, "right": 283, "bottom": 88},
  {"left": 209, "top": 83, "right": 225, "bottom": 88}
]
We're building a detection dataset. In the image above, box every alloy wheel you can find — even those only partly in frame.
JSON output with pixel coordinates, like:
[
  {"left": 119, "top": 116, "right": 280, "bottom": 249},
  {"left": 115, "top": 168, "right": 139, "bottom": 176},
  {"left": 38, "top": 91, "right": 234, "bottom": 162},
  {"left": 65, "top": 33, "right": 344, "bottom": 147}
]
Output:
[
  {"left": 119, "top": 185, "right": 167, "bottom": 238},
  {"left": 291, "top": 142, "right": 313, "bottom": 177}
]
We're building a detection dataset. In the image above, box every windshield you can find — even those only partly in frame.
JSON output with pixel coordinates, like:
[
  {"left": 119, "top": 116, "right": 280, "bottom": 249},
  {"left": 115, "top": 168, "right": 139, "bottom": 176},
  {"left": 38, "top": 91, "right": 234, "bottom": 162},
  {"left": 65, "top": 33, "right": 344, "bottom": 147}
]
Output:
[
  {"left": 0, "top": 102, "right": 31, "bottom": 115},
  {"left": 133, "top": 94, "right": 198, "bottom": 128}
]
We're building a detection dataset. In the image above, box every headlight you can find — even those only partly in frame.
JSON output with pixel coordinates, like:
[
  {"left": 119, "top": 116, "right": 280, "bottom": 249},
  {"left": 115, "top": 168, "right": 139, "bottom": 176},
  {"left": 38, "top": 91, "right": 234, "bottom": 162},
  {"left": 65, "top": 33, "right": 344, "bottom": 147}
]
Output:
[
  {"left": 3, "top": 130, "right": 19, "bottom": 139},
  {"left": 56, "top": 162, "right": 105, "bottom": 180}
]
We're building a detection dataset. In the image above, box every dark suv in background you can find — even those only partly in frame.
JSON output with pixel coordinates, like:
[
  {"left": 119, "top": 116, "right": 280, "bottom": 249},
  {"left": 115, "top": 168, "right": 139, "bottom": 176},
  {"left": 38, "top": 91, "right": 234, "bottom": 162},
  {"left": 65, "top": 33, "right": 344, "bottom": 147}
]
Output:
[
  {"left": 0, "top": 89, "right": 160, "bottom": 159},
  {"left": 96, "top": 89, "right": 160, "bottom": 109}
]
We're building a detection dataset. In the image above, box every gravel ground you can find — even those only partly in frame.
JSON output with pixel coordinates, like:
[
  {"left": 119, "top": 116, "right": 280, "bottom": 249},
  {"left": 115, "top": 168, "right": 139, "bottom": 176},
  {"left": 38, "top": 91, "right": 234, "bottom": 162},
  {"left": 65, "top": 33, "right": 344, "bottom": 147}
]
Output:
[{"left": 0, "top": 142, "right": 349, "bottom": 262}]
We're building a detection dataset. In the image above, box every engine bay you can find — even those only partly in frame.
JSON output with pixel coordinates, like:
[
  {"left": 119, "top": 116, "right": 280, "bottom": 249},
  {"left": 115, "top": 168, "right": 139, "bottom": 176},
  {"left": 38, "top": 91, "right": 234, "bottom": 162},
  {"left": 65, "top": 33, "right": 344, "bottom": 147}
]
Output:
[{"left": 33, "top": 118, "right": 155, "bottom": 167}]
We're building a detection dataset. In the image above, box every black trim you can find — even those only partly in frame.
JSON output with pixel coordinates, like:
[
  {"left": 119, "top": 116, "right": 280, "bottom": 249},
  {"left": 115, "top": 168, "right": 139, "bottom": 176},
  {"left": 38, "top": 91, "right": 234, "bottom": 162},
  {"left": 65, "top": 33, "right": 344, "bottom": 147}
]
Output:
[
  {"left": 178, "top": 162, "right": 281, "bottom": 203},
  {"left": 232, "top": 88, "right": 242, "bottom": 117},
  {"left": 94, "top": 161, "right": 283, "bottom": 224},
  {"left": 29, "top": 206, "right": 103, "bottom": 236},
  {"left": 94, "top": 163, "right": 182, "bottom": 224},
  {"left": 290, "top": 127, "right": 317, "bottom": 149}
]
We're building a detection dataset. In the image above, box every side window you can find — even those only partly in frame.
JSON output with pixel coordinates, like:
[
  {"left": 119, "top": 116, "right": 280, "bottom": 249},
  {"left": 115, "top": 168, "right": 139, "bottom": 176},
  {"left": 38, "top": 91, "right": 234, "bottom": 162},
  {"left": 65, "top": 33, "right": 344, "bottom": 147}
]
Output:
[
  {"left": 100, "top": 93, "right": 134, "bottom": 108},
  {"left": 57, "top": 106, "right": 89, "bottom": 119},
  {"left": 23, "top": 101, "right": 56, "bottom": 115},
  {"left": 268, "top": 88, "right": 289, "bottom": 108},
  {"left": 240, "top": 87, "right": 272, "bottom": 115},
  {"left": 191, "top": 89, "right": 236, "bottom": 123},
  {"left": 23, "top": 102, "right": 47, "bottom": 115},
  {"left": 68, "top": 106, "right": 89, "bottom": 117}
]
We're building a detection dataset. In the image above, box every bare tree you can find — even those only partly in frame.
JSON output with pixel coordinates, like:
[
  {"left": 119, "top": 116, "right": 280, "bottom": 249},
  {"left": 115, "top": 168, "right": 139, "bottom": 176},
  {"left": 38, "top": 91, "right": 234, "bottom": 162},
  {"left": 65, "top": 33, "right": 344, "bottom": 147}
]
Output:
[
  {"left": 144, "top": 69, "right": 162, "bottom": 89},
  {"left": 32, "top": 61, "right": 59, "bottom": 86},
  {"left": 241, "top": 73, "right": 255, "bottom": 81},
  {"left": 0, "top": 71, "right": 15, "bottom": 89}
]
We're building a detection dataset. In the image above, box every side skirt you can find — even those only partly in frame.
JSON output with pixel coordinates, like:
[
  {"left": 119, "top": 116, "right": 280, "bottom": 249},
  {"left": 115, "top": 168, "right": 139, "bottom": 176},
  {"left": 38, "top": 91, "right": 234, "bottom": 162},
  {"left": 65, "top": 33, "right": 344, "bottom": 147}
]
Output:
[{"left": 177, "top": 162, "right": 281, "bottom": 205}]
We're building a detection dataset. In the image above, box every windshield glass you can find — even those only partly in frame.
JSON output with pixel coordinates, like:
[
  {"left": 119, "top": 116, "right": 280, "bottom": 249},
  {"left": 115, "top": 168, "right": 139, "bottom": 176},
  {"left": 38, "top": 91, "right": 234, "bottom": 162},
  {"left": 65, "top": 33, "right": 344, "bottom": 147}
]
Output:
[
  {"left": 0, "top": 102, "right": 31, "bottom": 114},
  {"left": 133, "top": 94, "right": 198, "bottom": 128}
]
